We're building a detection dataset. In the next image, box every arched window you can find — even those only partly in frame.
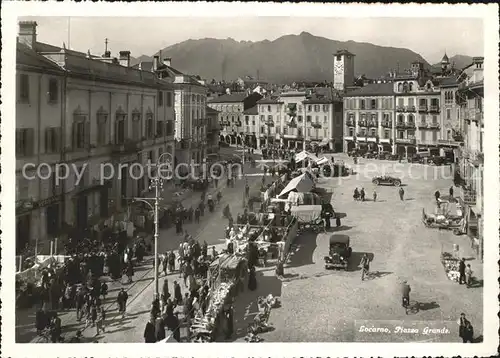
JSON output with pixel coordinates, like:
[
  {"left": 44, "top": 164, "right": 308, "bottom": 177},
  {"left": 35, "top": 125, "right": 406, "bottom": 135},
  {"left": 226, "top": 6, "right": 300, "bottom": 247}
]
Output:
[
  {"left": 409, "top": 82, "right": 413, "bottom": 91},
  {"left": 397, "top": 83, "right": 403, "bottom": 92},
  {"left": 403, "top": 82, "right": 408, "bottom": 92}
]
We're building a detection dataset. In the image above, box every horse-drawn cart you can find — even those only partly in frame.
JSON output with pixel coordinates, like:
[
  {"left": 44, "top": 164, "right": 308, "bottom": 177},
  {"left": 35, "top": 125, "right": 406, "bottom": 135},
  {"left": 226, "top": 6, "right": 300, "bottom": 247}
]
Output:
[
  {"left": 422, "top": 208, "right": 464, "bottom": 235},
  {"left": 290, "top": 205, "right": 326, "bottom": 233}
]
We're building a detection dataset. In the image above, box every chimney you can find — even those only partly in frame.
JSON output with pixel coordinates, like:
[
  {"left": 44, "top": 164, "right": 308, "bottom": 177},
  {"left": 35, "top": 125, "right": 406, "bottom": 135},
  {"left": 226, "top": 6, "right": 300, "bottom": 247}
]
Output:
[
  {"left": 119, "top": 50, "right": 131, "bottom": 67},
  {"left": 163, "top": 57, "right": 171, "bottom": 67},
  {"left": 152, "top": 55, "right": 159, "bottom": 72},
  {"left": 18, "top": 21, "right": 37, "bottom": 49}
]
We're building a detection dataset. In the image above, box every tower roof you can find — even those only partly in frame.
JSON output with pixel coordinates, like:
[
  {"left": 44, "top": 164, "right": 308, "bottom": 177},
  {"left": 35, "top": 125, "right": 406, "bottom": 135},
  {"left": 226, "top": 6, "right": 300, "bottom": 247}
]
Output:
[
  {"left": 441, "top": 53, "right": 450, "bottom": 64},
  {"left": 334, "top": 49, "right": 355, "bottom": 57}
]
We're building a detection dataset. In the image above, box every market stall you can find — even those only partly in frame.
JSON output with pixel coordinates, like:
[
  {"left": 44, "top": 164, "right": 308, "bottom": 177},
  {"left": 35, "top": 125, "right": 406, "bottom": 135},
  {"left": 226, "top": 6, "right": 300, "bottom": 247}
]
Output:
[
  {"left": 277, "top": 173, "right": 314, "bottom": 199},
  {"left": 440, "top": 244, "right": 461, "bottom": 282},
  {"left": 190, "top": 254, "right": 248, "bottom": 342}
]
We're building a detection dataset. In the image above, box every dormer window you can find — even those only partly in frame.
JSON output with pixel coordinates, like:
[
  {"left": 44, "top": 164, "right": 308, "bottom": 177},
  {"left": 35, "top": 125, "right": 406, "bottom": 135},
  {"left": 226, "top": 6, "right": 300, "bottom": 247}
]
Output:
[
  {"left": 397, "top": 83, "right": 403, "bottom": 92},
  {"left": 408, "top": 82, "right": 413, "bottom": 91},
  {"left": 426, "top": 83, "right": 432, "bottom": 90}
]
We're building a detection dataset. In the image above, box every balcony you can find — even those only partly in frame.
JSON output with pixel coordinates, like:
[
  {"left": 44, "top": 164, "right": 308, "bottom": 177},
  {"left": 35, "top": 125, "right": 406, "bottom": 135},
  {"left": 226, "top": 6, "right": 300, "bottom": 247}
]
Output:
[
  {"left": 396, "top": 122, "right": 405, "bottom": 129},
  {"left": 428, "top": 122, "right": 440, "bottom": 130},
  {"left": 356, "top": 133, "right": 367, "bottom": 142},
  {"left": 418, "top": 105, "right": 428, "bottom": 112},
  {"left": 405, "top": 122, "right": 416, "bottom": 129},
  {"left": 367, "top": 121, "right": 378, "bottom": 128},
  {"left": 346, "top": 119, "right": 355, "bottom": 127},
  {"left": 418, "top": 122, "right": 427, "bottom": 129},
  {"left": 111, "top": 140, "right": 140, "bottom": 155},
  {"left": 379, "top": 137, "right": 392, "bottom": 144},
  {"left": 381, "top": 121, "right": 392, "bottom": 128},
  {"left": 438, "top": 139, "right": 463, "bottom": 147},
  {"left": 311, "top": 122, "right": 322, "bottom": 129},
  {"left": 367, "top": 135, "right": 378, "bottom": 142},
  {"left": 395, "top": 137, "right": 416, "bottom": 145},
  {"left": 461, "top": 188, "right": 477, "bottom": 205},
  {"left": 406, "top": 105, "right": 416, "bottom": 112},
  {"left": 358, "top": 120, "right": 367, "bottom": 127},
  {"left": 344, "top": 135, "right": 354, "bottom": 141},
  {"left": 396, "top": 106, "right": 405, "bottom": 112},
  {"left": 473, "top": 111, "right": 483, "bottom": 123},
  {"left": 429, "top": 105, "right": 440, "bottom": 113}
]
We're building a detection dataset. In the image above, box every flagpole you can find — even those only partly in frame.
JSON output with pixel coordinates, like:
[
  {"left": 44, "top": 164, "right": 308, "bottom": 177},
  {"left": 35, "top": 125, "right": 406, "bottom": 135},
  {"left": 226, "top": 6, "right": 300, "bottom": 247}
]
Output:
[{"left": 67, "top": 17, "right": 71, "bottom": 50}]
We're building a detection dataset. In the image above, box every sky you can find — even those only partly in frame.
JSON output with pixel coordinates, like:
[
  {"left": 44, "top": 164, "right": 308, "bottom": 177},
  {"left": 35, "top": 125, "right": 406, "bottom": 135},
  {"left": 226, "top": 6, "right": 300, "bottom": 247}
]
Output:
[{"left": 23, "top": 17, "right": 484, "bottom": 64}]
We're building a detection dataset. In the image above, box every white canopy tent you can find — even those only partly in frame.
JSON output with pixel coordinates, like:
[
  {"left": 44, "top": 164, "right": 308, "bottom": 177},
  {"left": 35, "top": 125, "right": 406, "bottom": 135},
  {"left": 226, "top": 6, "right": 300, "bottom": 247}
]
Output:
[
  {"left": 316, "top": 157, "right": 329, "bottom": 165},
  {"left": 295, "top": 150, "right": 319, "bottom": 163},
  {"left": 278, "top": 173, "right": 314, "bottom": 198}
]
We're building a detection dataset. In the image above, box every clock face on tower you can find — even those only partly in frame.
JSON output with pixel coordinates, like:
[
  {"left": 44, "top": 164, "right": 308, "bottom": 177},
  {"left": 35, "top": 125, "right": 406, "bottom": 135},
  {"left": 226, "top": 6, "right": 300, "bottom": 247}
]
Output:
[{"left": 334, "top": 63, "right": 343, "bottom": 75}]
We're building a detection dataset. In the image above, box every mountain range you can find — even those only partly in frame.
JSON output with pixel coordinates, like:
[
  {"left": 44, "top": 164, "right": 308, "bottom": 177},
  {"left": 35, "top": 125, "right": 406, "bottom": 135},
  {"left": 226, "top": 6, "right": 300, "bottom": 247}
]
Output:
[{"left": 130, "top": 32, "right": 473, "bottom": 83}]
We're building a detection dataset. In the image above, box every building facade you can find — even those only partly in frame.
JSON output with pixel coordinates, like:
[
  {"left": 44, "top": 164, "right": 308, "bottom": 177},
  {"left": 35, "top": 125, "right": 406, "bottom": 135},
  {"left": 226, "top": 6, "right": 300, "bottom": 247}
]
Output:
[
  {"left": 205, "top": 106, "right": 220, "bottom": 155},
  {"left": 207, "top": 92, "right": 262, "bottom": 147},
  {"left": 343, "top": 83, "right": 396, "bottom": 154},
  {"left": 16, "top": 21, "right": 176, "bottom": 252},
  {"left": 456, "top": 56, "right": 484, "bottom": 260}
]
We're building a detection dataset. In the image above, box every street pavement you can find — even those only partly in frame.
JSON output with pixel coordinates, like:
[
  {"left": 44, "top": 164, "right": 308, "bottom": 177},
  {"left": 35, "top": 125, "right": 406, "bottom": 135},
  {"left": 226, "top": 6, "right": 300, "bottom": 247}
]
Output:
[
  {"left": 16, "top": 155, "right": 265, "bottom": 343},
  {"left": 247, "top": 154, "right": 483, "bottom": 342}
]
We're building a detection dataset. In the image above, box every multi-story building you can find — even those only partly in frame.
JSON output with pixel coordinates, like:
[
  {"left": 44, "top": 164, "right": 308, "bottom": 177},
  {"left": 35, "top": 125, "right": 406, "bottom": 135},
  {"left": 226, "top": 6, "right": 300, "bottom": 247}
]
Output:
[
  {"left": 333, "top": 49, "right": 355, "bottom": 92},
  {"left": 242, "top": 104, "right": 259, "bottom": 148},
  {"left": 254, "top": 89, "right": 344, "bottom": 151},
  {"left": 456, "top": 56, "right": 484, "bottom": 260},
  {"left": 205, "top": 106, "right": 220, "bottom": 155},
  {"left": 155, "top": 57, "right": 208, "bottom": 169},
  {"left": 16, "top": 21, "right": 176, "bottom": 251},
  {"left": 343, "top": 83, "right": 395, "bottom": 153},
  {"left": 439, "top": 76, "right": 462, "bottom": 155},
  {"left": 207, "top": 92, "right": 262, "bottom": 146}
]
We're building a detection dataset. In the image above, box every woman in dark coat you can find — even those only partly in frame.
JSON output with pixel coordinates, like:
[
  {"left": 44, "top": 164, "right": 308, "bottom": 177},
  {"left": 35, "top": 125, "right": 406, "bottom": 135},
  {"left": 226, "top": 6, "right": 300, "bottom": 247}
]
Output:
[
  {"left": 143, "top": 318, "right": 156, "bottom": 343},
  {"left": 248, "top": 266, "right": 257, "bottom": 291},
  {"left": 155, "top": 316, "right": 166, "bottom": 341}
]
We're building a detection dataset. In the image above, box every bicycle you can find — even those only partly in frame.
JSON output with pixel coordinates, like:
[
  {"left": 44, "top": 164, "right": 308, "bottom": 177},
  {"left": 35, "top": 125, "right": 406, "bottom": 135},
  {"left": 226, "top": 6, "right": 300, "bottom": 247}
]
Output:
[{"left": 402, "top": 296, "right": 410, "bottom": 315}]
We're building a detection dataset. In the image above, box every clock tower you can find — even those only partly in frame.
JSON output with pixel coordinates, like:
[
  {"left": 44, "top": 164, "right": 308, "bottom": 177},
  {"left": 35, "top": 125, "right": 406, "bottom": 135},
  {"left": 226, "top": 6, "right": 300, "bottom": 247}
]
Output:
[{"left": 333, "top": 49, "right": 355, "bottom": 91}]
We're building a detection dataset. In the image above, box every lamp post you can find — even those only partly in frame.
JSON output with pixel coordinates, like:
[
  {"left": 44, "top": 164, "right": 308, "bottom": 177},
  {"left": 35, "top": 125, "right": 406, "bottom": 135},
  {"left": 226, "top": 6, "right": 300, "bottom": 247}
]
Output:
[{"left": 132, "top": 152, "right": 171, "bottom": 299}]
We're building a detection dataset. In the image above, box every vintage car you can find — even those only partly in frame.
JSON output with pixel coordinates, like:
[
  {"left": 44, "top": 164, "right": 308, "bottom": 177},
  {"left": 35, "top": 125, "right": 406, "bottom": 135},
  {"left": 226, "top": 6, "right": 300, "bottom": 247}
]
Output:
[
  {"left": 324, "top": 235, "right": 352, "bottom": 270},
  {"left": 363, "top": 151, "right": 378, "bottom": 159},
  {"left": 427, "top": 156, "right": 447, "bottom": 166},
  {"left": 371, "top": 175, "right": 402, "bottom": 186}
]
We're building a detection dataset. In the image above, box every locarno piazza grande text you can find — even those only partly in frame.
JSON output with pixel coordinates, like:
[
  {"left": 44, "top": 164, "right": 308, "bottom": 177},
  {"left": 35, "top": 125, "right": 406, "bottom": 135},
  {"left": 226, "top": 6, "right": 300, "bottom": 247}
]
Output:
[{"left": 358, "top": 325, "right": 451, "bottom": 334}]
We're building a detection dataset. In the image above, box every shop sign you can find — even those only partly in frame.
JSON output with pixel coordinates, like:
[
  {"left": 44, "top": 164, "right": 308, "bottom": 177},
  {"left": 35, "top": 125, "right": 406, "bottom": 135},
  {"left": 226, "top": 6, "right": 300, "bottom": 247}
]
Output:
[{"left": 16, "top": 195, "right": 63, "bottom": 216}]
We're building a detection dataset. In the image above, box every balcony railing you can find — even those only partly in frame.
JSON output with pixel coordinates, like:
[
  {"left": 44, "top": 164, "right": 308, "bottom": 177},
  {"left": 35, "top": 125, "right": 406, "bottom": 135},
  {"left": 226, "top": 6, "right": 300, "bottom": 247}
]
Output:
[
  {"left": 311, "top": 122, "right": 322, "bottom": 129},
  {"left": 381, "top": 121, "right": 392, "bottom": 128},
  {"left": 429, "top": 105, "right": 440, "bottom": 112},
  {"left": 396, "top": 106, "right": 405, "bottom": 112},
  {"left": 346, "top": 119, "right": 355, "bottom": 127},
  {"left": 461, "top": 188, "right": 477, "bottom": 205},
  {"left": 358, "top": 120, "right": 367, "bottom": 127},
  {"left": 395, "top": 137, "right": 416, "bottom": 144},
  {"left": 418, "top": 105, "right": 428, "bottom": 112},
  {"left": 356, "top": 133, "right": 368, "bottom": 141},
  {"left": 367, "top": 121, "right": 378, "bottom": 128},
  {"left": 396, "top": 122, "right": 405, "bottom": 129},
  {"left": 405, "top": 122, "right": 416, "bottom": 129},
  {"left": 418, "top": 122, "right": 427, "bottom": 129},
  {"left": 428, "top": 122, "right": 440, "bottom": 129},
  {"left": 406, "top": 105, "right": 416, "bottom": 112}
]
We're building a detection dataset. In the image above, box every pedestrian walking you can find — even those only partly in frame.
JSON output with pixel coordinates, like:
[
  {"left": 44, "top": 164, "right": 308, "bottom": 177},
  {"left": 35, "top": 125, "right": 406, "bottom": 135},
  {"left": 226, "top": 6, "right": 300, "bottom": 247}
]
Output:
[
  {"left": 50, "top": 313, "right": 62, "bottom": 343},
  {"left": 90, "top": 303, "right": 98, "bottom": 327},
  {"left": 96, "top": 306, "right": 106, "bottom": 335},
  {"left": 360, "top": 253, "right": 370, "bottom": 281},
  {"left": 168, "top": 251, "right": 176, "bottom": 273},
  {"left": 174, "top": 280, "right": 183, "bottom": 305},
  {"left": 336, "top": 215, "right": 341, "bottom": 228},
  {"left": 245, "top": 184, "right": 250, "bottom": 198},
  {"left": 360, "top": 188, "right": 366, "bottom": 202},
  {"left": 373, "top": 190, "right": 377, "bottom": 202},
  {"left": 162, "top": 254, "right": 168, "bottom": 276},
  {"left": 459, "top": 258, "right": 466, "bottom": 284},
  {"left": 125, "top": 261, "right": 134, "bottom": 284},
  {"left": 465, "top": 264, "right": 473, "bottom": 287},
  {"left": 194, "top": 207, "right": 200, "bottom": 223},
  {"left": 399, "top": 187, "right": 405, "bottom": 201},
  {"left": 117, "top": 288, "right": 128, "bottom": 318},
  {"left": 458, "top": 313, "right": 474, "bottom": 343},
  {"left": 155, "top": 316, "right": 166, "bottom": 342},
  {"left": 143, "top": 317, "right": 156, "bottom": 343},
  {"left": 449, "top": 186, "right": 454, "bottom": 199},
  {"left": 434, "top": 190, "right": 440, "bottom": 202}
]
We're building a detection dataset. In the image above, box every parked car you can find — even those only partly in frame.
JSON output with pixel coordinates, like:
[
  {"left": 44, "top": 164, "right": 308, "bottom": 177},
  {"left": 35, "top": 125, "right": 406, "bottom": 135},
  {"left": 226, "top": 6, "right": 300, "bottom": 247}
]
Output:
[
  {"left": 372, "top": 175, "right": 402, "bottom": 186},
  {"left": 387, "top": 154, "right": 400, "bottom": 161},
  {"left": 363, "top": 151, "right": 378, "bottom": 159},
  {"left": 428, "top": 156, "right": 447, "bottom": 166},
  {"left": 376, "top": 151, "right": 391, "bottom": 160},
  {"left": 324, "top": 235, "right": 352, "bottom": 270}
]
